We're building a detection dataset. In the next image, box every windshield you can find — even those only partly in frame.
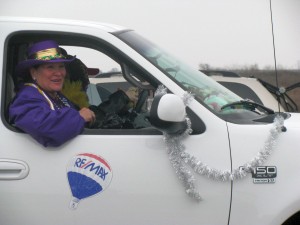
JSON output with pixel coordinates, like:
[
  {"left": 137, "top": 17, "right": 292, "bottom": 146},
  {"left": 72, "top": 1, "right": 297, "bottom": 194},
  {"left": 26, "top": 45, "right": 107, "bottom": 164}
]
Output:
[{"left": 115, "top": 30, "right": 272, "bottom": 122}]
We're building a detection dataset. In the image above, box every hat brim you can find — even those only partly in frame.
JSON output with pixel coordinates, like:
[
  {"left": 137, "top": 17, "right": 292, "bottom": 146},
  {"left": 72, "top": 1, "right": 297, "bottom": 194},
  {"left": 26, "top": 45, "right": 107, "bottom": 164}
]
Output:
[{"left": 16, "top": 56, "right": 76, "bottom": 76}]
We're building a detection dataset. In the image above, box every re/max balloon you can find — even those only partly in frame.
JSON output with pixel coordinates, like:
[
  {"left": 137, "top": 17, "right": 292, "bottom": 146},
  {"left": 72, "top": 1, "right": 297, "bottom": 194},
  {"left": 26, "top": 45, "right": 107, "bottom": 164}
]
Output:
[{"left": 67, "top": 153, "right": 113, "bottom": 209}]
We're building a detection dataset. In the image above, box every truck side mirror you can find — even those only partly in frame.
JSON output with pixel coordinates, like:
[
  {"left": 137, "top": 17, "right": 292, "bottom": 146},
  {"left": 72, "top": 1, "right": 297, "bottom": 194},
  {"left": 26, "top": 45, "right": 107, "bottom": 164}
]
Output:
[{"left": 149, "top": 94, "right": 187, "bottom": 134}]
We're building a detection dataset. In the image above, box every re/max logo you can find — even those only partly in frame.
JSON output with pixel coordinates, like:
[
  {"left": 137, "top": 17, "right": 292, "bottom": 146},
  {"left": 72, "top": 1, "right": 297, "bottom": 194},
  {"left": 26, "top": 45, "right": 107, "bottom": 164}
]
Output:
[
  {"left": 252, "top": 166, "right": 277, "bottom": 179},
  {"left": 74, "top": 157, "right": 109, "bottom": 181}
]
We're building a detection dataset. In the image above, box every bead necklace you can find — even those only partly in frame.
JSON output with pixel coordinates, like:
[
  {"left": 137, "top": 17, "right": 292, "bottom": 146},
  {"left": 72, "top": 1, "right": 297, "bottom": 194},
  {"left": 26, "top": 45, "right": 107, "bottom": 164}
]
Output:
[
  {"left": 25, "top": 83, "right": 71, "bottom": 110},
  {"left": 49, "top": 92, "right": 71, "bottom": 109}
]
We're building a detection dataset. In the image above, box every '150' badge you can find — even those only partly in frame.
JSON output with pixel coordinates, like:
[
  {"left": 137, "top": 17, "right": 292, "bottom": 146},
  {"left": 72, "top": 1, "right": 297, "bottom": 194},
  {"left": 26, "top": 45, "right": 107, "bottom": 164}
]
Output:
[{"left": 252, "top": 166, "right": 277, "bottom": 184}]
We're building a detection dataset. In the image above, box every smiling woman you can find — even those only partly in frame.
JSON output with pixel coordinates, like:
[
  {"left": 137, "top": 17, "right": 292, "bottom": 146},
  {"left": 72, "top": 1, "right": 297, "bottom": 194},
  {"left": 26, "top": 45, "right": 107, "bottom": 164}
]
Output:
[
  {"left": 8, "top": 40, "right": 96, "bottom": 147},
  {"left": 30, "top": 63, "right": 67, "bottom": 96}
]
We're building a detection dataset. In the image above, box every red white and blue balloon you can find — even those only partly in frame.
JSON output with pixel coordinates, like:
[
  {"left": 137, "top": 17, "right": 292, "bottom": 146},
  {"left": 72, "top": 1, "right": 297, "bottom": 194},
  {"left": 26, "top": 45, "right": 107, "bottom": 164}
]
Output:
[{"left": 67, "top": 153, "right": 113, "bottom": 209}]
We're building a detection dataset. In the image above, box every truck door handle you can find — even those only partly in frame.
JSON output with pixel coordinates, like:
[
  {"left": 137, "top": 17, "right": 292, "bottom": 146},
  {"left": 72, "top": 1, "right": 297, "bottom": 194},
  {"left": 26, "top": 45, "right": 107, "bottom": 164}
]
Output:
[{"left": 0, "top": 159, "right": 29, "bottom": 180}]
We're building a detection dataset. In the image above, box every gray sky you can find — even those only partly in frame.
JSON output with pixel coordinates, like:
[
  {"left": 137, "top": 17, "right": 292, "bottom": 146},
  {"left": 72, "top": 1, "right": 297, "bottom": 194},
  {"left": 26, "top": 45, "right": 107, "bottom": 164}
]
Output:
[{"left": 1, "top": 0, "right": 299, "bottom": 69}]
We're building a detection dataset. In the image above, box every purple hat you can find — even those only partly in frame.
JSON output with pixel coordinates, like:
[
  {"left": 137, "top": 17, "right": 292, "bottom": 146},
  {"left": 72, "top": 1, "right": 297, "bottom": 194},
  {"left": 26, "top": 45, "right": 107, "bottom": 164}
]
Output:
[{"left": 16, "top": 40, "right": 75, "bottom": 76}]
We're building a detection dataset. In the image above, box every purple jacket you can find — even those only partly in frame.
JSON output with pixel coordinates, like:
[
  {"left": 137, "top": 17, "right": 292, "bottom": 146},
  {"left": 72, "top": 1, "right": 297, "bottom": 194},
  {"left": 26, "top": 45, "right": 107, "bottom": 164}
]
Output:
[{"left": 9, "top": 84, "right": 85, "bottom": 147}]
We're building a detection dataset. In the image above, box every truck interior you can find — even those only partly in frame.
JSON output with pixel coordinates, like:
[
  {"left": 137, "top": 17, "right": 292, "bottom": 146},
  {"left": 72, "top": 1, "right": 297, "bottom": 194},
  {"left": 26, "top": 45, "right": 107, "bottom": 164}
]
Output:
[{"left": 1, "top": 31, "right": 206, "bottom": 135}]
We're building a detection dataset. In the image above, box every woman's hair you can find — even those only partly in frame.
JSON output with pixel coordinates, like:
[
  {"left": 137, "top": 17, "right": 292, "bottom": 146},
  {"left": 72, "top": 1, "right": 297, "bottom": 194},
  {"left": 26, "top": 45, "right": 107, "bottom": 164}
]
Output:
[{"left": 16, "top": 64, "right": 41, "bottom": 90}]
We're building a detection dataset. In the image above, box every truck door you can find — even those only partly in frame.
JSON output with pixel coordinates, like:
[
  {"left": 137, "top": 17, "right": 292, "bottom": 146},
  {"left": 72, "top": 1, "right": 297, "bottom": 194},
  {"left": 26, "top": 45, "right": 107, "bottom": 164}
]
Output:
[{"left": 0, "top": 29, "right": 232, "bottom": 225}]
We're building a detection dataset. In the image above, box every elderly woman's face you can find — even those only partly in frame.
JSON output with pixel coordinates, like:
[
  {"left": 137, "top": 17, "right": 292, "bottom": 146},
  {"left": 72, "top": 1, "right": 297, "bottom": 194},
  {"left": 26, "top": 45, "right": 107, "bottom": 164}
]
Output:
[{"left": 30, "top": 62, "right": 66, "bottom": 93}]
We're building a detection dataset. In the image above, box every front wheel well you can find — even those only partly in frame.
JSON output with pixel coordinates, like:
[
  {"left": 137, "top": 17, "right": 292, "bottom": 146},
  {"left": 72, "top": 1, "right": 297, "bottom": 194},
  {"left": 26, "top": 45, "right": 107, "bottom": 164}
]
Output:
[{"left": 283, "top": 211, "right": 300, "bottom": 225}]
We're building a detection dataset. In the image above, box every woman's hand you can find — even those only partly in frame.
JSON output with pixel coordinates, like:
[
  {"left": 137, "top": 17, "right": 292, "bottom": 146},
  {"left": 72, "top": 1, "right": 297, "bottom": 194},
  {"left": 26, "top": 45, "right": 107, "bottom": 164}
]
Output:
[{"left": 79, "top": 107, "right": 96, "bottom": 123}]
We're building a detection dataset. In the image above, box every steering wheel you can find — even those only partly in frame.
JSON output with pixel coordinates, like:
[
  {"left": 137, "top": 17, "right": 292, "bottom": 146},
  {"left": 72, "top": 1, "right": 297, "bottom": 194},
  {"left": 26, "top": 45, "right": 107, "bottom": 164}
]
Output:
[{"left": 134, "top": 90, "right": 148, "bottom": 113}]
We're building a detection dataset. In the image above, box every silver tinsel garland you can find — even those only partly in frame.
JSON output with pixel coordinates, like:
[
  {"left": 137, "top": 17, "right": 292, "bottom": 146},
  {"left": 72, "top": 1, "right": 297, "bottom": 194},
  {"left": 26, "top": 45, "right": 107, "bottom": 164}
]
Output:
[{"left": 156, "top": 86, "right": 285, "bottom": 201}]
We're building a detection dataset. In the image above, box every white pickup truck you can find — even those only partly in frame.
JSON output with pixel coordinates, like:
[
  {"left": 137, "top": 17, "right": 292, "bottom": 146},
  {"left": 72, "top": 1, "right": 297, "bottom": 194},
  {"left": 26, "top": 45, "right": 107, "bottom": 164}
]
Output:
[{"left": 1, "top": 17, "right": 300, "bottom": 225}]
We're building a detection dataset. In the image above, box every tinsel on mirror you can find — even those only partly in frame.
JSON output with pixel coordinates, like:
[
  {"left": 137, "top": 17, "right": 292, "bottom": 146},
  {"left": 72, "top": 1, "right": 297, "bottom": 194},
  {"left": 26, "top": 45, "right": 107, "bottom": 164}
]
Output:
[{"left": 156, "top": 86, "right": 285, "bottom": 201}]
